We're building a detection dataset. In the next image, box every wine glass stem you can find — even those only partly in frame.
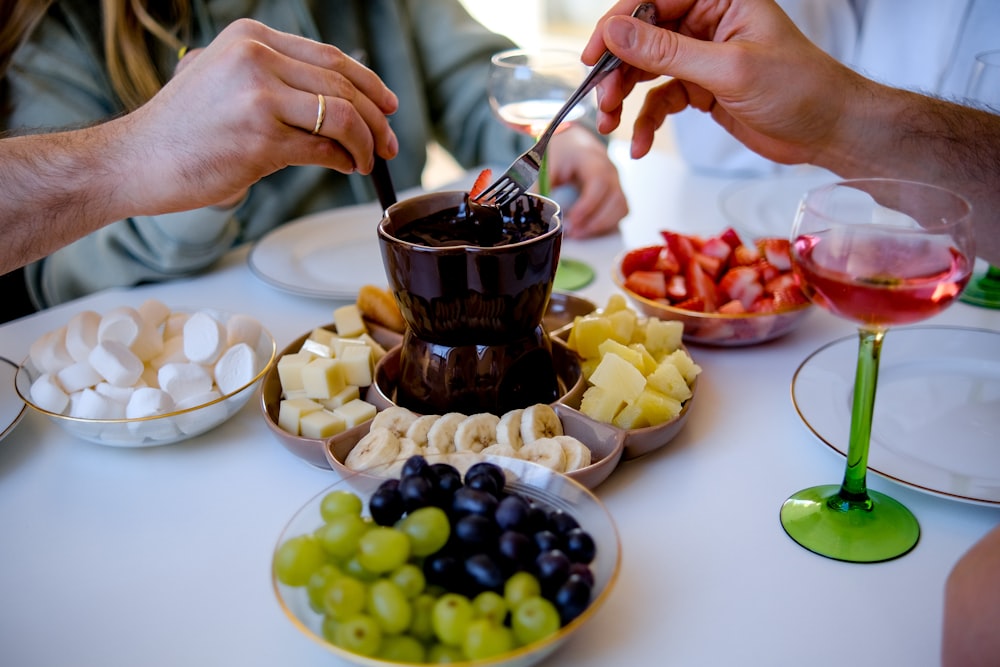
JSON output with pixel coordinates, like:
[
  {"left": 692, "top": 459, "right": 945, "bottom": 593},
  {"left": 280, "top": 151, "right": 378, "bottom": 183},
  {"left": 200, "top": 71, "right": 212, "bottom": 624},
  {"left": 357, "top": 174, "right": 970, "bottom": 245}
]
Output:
[
  {"left": 832, "top": 327, "right": 885, "bottom": 511},
  {"left": 538, "top": 150, "right": 550, "bottom": 198}
]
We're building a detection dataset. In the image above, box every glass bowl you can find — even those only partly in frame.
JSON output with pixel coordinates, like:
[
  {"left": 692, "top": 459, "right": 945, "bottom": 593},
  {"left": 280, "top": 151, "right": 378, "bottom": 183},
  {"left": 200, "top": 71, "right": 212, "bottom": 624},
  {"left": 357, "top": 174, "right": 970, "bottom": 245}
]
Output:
[
  {"left": 611, "top": 255, "right": 811, "bottom": 347},
  {"left": 272, "top": 457, "right": 621, "bottom": 667},
  {"left": 15, "top": 310, "right": 275, "bottom": 447}
]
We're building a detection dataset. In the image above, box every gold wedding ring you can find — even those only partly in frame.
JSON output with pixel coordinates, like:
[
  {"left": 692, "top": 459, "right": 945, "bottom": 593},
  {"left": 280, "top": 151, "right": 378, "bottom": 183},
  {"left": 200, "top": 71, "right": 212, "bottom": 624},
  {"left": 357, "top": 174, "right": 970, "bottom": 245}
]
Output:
[{"left": 311, "top": 93, "right": 326, "bottom": 135}]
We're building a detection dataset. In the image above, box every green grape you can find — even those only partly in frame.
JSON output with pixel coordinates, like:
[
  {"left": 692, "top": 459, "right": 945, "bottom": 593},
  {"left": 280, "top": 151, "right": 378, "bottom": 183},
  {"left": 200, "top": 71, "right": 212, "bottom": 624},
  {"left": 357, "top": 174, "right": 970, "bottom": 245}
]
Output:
[
  {"left": 315, "top": 512, "right": 369, "bottom": 559},
  {"left": 389, "top": 563, "right": 426, "bottom": 599},
  {"left": 377, "top": 634, "right": 426, "bottom": 662},
  {"left": 357, "top": 527, "right": 411, "bottom": 574},
  {"left": 306, "top": 563, "right": 342, "bottom": 613},
  {"left": 426, "top": 642, "right": 465, "bottom": 663},
  {"left": 397, "top": 506, "right": 451, "bottom": 557},
  {"left": 472, "top": 590, "right": 508, "bottom": 626},
  {"left": 463, "top": 617, "right": 515, "bottom": 660},
  {"left": 409, "top": 593, "right": 439, "bottom": 643},
  {"left": 342, "top": 554, "right": 379, "bottom": 582},
  {"left": 274, "top": 534, "right": 328, "bottom": 587},
  {"left": 511, "top": 596, "right": 561, "bottom": 647},
  {"left": 431, "top": 593, "right": 474, "bottom": 647},
  {"left": 321, "top": 615, "right": 340, "bottom": 644},
  {"left": 320, "top": 489, "right": 363, "bottom": 522},
  {"left": 503, "top": 571, "right": 541, "bottom": 610},
  {"left": 366, "top": 579, "right": 412, "bottom": 635},
  {"left": 334, "top": 613, "right": 383, "bottom": 656},
  {"left": 323, "top": 575, "right": 367, "bottom": 621}
]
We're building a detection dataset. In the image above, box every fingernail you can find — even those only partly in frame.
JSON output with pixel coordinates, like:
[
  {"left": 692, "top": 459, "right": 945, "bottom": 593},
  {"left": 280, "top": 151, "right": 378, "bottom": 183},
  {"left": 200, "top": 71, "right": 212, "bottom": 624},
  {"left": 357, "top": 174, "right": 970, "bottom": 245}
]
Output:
[
  {"left": 389, "top": 134, "right": 399, "bottom": 156},
  {"left": 606, "top": 17, "right": 636, "bottom": 50}
]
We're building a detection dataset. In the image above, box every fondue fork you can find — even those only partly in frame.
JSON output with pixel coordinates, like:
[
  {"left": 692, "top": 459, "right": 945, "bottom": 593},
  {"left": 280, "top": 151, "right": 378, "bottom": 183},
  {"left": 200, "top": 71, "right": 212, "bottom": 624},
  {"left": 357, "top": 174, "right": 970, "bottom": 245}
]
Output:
[{"left": 474, "top": 3, "right": 657, "bottom": 208}]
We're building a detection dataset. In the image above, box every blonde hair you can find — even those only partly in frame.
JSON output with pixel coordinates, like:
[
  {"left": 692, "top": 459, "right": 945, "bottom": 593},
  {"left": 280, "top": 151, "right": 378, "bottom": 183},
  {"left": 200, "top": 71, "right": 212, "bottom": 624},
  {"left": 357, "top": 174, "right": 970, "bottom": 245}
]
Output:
[
  {"left": 104, "top": 0, "right": 190, "bottom": 110},
  {"left": 0, "top": 0, "right": 51, "bottom": 80}
]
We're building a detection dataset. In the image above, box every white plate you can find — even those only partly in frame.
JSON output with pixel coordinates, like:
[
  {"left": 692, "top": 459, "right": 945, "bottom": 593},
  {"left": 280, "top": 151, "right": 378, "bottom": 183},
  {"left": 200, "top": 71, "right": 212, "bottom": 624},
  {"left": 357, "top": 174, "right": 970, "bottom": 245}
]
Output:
[
  {"left": 718, "top": 169, "right": 838, "bottom": 239},
  {"left": 248, "top": 201, "right": 390, "bottom": 299},
  {"left": 792, "top": 326, "right": 1000, "bottom": 506},
  {"left": 0, "top": 356, "right": 26, "bottom": 441}
]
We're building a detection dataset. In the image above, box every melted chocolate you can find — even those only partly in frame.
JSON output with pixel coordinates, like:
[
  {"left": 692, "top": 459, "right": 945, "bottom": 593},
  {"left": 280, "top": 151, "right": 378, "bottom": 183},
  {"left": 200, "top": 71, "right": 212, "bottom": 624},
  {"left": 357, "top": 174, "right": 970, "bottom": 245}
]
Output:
[{"left": 394, "top": 195, "right": 549, "bottom": 247}]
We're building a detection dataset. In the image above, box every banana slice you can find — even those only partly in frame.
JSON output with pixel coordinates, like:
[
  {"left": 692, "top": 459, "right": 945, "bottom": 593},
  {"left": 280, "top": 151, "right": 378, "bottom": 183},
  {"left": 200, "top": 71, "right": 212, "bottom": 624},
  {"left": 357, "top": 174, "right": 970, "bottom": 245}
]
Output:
[
  {"left": 382, "top": 437, "right": 424, "bottom": 478},
  {"left": 481, "top": 442, "right": 520, "bottom": 460},
  {"left": 519, "top": 437, "right": 566, "bottom": 472},
  {"left": 445, "top": 450, "right": 483, "bottom": 476},
  {"left": 370, "top": 406, "right": 420, "bottom": 437},
  {"left": 425, "top": 412, "right": 466, "bottom": 454},
  {"left": 405, "top": 414, "right": 440, "bottom": 447},
  {"left": 520, "top": 404, "right": 563, "bottom": 444},
  {"left": 554, "top": 435, "right": 592, "bottom": 472},
  {"left": 495, "top": 409, "right": 525, "bottom": 451},
  {"left": 344, "top": 427, "right": 401, "bottom": 471},
  {"left": 454, "top": 413, "right": 501, "bottom": 453}
]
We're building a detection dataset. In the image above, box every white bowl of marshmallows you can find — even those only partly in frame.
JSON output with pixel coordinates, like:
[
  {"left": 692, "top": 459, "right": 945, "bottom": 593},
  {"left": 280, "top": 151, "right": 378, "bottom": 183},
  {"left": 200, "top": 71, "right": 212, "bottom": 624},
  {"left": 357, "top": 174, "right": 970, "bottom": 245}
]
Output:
[{"left": 14, "top": 299, "right": 275, "bottom": 447}]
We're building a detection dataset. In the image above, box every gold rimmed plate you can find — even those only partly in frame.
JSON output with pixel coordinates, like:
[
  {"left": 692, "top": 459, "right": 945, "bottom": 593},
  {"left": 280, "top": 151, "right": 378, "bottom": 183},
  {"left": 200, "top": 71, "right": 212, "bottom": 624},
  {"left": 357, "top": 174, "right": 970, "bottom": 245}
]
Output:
[{"left": 792, "top": 325, "right": 1000, "bottom": 506}]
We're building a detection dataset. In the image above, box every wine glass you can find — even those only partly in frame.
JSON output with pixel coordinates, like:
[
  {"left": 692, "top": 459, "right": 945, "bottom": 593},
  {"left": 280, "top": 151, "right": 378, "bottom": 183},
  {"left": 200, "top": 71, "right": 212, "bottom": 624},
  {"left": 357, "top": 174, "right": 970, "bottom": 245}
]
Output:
[
  {"left": 959, "top": 49, "right": 1000, "bottom": 308},
  {"left": 780, "top": 179, "right": 974, "bottom": 563},
  {"left": 488, "top": 48, "right": 595, "bottom": 291}
]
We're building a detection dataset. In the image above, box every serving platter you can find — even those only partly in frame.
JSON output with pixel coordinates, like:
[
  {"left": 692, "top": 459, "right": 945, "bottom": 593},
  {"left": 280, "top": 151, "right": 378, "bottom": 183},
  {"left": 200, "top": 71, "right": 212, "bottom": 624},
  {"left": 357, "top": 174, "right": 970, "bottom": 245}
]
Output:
[{"left": 792, "top": 325, "right": 1000, "bottom": 506}]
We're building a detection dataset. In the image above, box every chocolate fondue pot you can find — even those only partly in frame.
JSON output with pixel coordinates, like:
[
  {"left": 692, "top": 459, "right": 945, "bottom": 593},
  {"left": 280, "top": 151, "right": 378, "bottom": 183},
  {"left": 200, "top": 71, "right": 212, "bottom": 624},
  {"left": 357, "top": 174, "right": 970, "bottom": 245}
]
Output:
[{"left": 377, "top": 191, "right": 562, "bottom": 415}]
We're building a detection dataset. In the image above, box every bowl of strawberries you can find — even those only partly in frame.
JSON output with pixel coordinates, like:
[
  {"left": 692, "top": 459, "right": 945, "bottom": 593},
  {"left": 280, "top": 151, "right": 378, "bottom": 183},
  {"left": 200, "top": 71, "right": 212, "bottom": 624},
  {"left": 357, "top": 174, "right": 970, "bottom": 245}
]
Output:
[{"left": 612, "top": 227, "right": 812, "bottom": 346}]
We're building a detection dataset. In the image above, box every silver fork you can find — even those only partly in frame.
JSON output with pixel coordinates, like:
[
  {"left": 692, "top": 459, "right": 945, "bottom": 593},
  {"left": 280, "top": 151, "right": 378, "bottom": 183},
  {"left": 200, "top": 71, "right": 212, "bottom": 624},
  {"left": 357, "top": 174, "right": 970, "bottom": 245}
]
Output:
[{"left": 475, "top": 3, "right": 657, "bottom": 208}]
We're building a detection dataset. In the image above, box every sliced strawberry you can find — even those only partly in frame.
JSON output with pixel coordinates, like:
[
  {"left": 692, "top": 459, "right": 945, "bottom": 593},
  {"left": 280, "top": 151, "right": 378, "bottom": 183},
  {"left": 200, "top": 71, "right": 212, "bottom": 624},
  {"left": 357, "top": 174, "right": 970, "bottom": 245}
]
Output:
[
  {"left": 674, "top": 296, "right": 707, "bottom": 312},
  {"left": 753, "top": 259, "right": 781, "bottom": 285},
  {"left": 661, "top": 231, "right": 696, "bottom": 267},
  {"left": 685, "top": 261, "right": 719, "bottom": 312},
  {"left": 732, "top": 243, "right": 761, "bottom": 266},
  {"left": 620, "top": 245, "right": 662, "bottom": 277},
  {"left": 718, "top": 227, "right": 744, "bottom": 250},
  {"left": 666, "top": 274, "right": 688, "bottom": 301},
  {"left": 758, "top": 238, "right": 792, "bottom": 271},
  {"left": 749, "top": 297, "right": 778, "bottom": 313},
  {"left": 652, "top": 246, "right": 681, "bottom": 275},
  {"left": 718, "top": 265, "right": 763, "bottom": 308},
  {"left": 624, "top": 270, "right": 668, "bottom": 300},
  {"left": 764, "top": 272, "right": 798, "bottom": 295},
  {"left": 470, "top": 168, "right": 492, "bottom": 199},
  {"left": 718, "top": 299, "right": 747, "bottom": 314},
  {"left": 693, "top": 251, "right": 725, "bottom": 280},
  {"left": 772, "top": 285, "right": 810, "bottom": 310},
  {"left": 700, "top": 235, "right": 734, "bottom": 265}
]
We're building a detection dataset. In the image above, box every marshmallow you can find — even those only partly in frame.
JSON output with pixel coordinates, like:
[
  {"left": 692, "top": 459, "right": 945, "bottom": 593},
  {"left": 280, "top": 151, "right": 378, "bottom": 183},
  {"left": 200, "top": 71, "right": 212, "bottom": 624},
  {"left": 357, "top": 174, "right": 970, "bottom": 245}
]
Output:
[
  {"left": 225, "top": 314, "right": 263, "bottom": 349},
  {"left": 151, "top": 336, "right": 186, "bottom": 370},
  {"left": 70, "top": 388, "right": 126, "bottom": 420},
  {"left": 158, "top": 362, "right": 213, "bottom": 403},
  {"left": 183, "top": 311, "right": 226, "bottom": 364},
  {"left": 65, "top": 310, "right": 101, "bottom": 363},
  {"left": 126, "top": 387, "right": 176, "bottom": 419},
  {"left": 214, "top": 343, "right": 258, "bottom": 395},
  {"left": 175, "top": 390, "right": 226, "bottom": 435},
  {"left": 137, "top": 298, "right": 171, "bottom": 329},
  {"left": 29, "top": 327, "right": 73, "bottom": 375},
  {"left": 131, "top": 317, "right": 165, "bottom": 362},
  {"left": 88, "top": 340, "right": 144, "bottom": 388},
  {"left": 94, "top": 381, "right": 136, "bottom": 406},
  {"left": 30, "top": 373, "right": 70, "bottom": 414},
  {"left": 163, "top": 312, "right": 190, "bottom": 340},
  {"left": 56, "top": 360, "right": 104, "bottom": 394},
  {"left": 97, "top": 306, "right": 142, "bottom": 347}
]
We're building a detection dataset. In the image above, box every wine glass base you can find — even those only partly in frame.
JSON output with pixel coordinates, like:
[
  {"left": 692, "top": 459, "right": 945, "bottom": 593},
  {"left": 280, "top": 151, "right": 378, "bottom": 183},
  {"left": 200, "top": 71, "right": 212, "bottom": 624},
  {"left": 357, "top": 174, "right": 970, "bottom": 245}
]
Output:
[
  {"left": 780, "top": 484, "right": 920, "bottom": 563},
  {"left": 553, "top": 258, "right": 595, "bottom": 291},
  {"left": 959, "top": 275, "right": 1000, "bottom": 309}
]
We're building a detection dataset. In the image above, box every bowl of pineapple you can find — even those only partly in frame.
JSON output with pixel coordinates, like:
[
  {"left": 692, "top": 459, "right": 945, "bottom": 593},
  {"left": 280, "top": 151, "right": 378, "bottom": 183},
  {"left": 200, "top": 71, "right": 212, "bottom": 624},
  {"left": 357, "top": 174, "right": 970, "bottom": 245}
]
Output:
[{"left": 554, "top": 294, "right": 700, "bottom": 460}]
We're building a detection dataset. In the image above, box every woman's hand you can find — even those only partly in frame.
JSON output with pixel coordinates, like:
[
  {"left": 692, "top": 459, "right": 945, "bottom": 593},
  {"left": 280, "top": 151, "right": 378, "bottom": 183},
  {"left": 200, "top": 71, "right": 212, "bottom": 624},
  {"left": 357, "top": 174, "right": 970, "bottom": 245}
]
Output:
[{"left": 547, "top": 126, "right": 628, "bottom": 238}]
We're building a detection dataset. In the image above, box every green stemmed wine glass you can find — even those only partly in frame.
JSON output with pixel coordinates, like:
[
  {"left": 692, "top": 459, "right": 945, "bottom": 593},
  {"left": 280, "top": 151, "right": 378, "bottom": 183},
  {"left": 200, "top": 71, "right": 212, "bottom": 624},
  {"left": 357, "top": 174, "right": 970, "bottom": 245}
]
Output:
[
  {"left": 781, "top": 179, "right": 974, "bottom": 563},
  {"left": 487, "top": 48, "right": 595, "bottom": 291},
  {"left": 960, "top": 49, "right": 1000, "bottom": 308}
]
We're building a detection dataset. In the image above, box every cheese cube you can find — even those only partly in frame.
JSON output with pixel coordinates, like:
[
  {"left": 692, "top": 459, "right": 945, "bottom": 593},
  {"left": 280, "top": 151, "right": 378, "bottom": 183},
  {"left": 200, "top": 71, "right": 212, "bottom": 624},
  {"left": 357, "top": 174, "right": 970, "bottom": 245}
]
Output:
[
  {"left": 337, "top": 344, "right": 372, "bottom": 387},
  {"left": 277, "top": 352, "right": 314, "bottom": 393},
  {"left": 320, "top": 385, "right": 361, "bottom": 410},
  {"left": 334, "top": 399, "right": 377, "bottom": 427},
  {"left": 278, "top": 398, "right": 324, "bottom": 435},
  {"left": 299, "top": 409, "right": 347, "bottom": 439},
  {"left": 333, "top": 304, "right": 367, "bottom": 338},
  {"left": 301, "top": 358, "right": 347, "bottom": 400},
  {"left": 358, "top": 333, "right": 388, "bottom": 363}
]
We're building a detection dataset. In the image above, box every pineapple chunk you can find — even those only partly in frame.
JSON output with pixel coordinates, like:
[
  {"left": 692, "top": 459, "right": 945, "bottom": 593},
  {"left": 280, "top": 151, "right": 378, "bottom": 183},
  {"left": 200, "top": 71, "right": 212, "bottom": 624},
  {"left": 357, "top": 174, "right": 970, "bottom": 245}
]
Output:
[
  {"left": 644, "top": 318, "right": 684, "bottom": 357},
  {"left": 646, "top": 359, "right": 693, "bottom": 402},
  {"left": 597, "top": 339, "right": 645, "bottom": 373},
  {"left": 612, "top": 402, "right": 648, "bottom": 430},
  {"left": 301, "top": 358, "right": 347, "bottom": 400},
  {"left": 333, "top": 303, "right": 367, "bottom": 338},
  {"left": 606, "top": 309, "right": 637, "bottom": 344},
  {"left": 579, "top": 357, "right": 601, "bottom": 381},
  {"left": 632, "top": 387, "right": 683, "bottom": 424},
  {"left": 571, "top": 315, "right": 614, "bottom": 359},
  {"left": 580, "top": 385, "right": 624, "bottom": 423},
  {"left": 603, "top": 293, "right": 629, "bottom": 313},
  {"left": 589, "top": 352, "right": 646, "bottom": 404},
  {"left": 278, "top": 397, "right": 323, "bottom": 435},
  {"left": 664, "top": 349, "right": 702, "bottom": 385},
  {"left": 629, "top": 343, "right": 658, "bottom": 375},
  {"left": 299, "top": 409, "right": 347, "bottom": 439}
]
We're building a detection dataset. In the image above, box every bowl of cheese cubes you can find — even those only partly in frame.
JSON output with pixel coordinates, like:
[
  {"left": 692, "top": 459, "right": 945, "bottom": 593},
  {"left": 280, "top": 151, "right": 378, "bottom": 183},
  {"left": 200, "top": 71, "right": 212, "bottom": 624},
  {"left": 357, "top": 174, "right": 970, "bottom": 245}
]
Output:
[
  {"left": 260, "top": 302, "right": 404, "bottom": 468},
  {"left": 14, "top": 300, "right": 275, "bottom": 447}
]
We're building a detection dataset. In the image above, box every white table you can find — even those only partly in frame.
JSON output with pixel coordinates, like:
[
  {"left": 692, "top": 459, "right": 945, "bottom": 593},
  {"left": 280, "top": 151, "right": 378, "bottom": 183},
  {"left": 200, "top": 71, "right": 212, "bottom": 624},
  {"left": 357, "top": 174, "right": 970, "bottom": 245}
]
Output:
[{"left": 1, "top": 143, "right": 997, "bottom": 667}]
